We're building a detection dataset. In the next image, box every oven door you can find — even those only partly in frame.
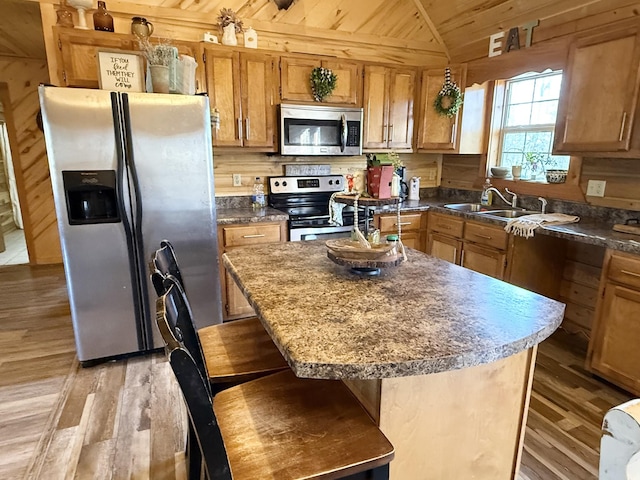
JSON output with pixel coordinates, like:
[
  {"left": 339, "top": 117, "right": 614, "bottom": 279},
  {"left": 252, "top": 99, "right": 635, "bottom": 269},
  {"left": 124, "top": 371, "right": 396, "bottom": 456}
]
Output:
[{"left": 290, "top": 225, "right": 352, "bottom": 242}]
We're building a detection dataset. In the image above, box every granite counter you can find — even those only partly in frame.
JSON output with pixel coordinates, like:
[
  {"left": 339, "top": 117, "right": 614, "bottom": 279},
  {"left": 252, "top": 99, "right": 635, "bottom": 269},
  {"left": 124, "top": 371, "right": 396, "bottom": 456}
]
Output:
[
  {"left": 216, "top": 207, "right": 288, "bottom": 225},
  {"left": 222, "top": 239, "right": 565, "bottom": 479}
]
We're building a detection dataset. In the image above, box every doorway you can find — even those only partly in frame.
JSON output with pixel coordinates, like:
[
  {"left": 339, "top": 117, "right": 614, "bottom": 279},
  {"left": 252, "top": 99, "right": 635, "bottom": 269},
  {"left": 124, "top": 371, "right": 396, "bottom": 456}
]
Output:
[{"left": 0, "top": 85, "right": 28, "bottom": 265}]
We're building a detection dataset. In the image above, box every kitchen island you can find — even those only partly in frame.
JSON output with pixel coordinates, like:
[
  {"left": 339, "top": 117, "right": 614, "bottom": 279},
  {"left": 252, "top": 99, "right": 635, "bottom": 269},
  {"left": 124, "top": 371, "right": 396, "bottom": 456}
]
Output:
[{"left": 223, "top": 241, "right": 565, "bottom": 479}]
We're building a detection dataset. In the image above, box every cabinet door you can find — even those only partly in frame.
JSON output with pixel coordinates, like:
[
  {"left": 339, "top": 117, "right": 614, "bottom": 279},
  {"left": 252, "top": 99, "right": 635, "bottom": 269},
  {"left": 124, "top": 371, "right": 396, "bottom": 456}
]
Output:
[
  {"left": 399, "top": 232, "right": 421, "bottom": 251},
  {"left": 56, "top": 29, "right": 133, "bottom": 88},
  {"left": 461, "top": 242, "right": 507, "bottom": 280},
  {"left": 388, "top": 69, "right": 416, "bottom": 150},
  {"left": 280, "top": 57, "right": 316, "bottom": 102},
  {"left": 589, "top": 283, "right": 640, "bottom": 395},
  {"left": 554, "top": 27, "right": 640, "bottom": 153},
  {"left": 240, "top": 53, "right": 277, "bottom": 149},
  {"left": 323, "top": 60, "right": 361, "bottom": 105},
  {"left": 225, "top": 269, "right": 256, "bottom": 318},
  {"left": 203, "top": 47, "right": 242, "bottom": 147},
  {"left": 363, "top": 66, "right": 390, "bottom": 149},
  {"left": 428, "top": 233, "right": 461, "bottom": 264},
  {"left": 417, "top": 66, "right": 466, "bottom": 151}
]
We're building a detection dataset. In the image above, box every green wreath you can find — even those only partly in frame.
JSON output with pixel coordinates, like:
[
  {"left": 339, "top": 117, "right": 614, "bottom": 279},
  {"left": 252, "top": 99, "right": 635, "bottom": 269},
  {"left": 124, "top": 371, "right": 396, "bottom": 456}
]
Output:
[
  {"left": 310, "top": 67, "right": 337, "bottom": 102},
  {"left": 433, "top": 67, "right": 463, "bottom": 117}
]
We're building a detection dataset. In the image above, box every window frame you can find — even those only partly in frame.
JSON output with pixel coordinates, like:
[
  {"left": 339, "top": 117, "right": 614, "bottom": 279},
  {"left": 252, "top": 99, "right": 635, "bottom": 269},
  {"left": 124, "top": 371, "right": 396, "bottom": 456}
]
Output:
[{"left": 482, "top": 75, "right": 584, "bottom": 202}]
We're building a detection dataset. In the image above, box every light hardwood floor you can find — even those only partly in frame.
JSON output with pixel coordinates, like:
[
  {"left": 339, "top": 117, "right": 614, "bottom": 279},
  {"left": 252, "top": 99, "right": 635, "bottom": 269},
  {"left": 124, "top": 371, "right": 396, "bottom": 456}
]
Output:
[{"left": 0, "top": 264, "right": 633, "bottom": 480}]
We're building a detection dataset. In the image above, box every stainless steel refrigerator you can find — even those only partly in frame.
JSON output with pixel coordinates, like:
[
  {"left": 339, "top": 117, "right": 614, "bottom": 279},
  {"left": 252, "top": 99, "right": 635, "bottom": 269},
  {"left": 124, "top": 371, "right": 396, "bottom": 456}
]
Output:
[{"left": 39, "top": 86, "right": 222, "bottom": 365}]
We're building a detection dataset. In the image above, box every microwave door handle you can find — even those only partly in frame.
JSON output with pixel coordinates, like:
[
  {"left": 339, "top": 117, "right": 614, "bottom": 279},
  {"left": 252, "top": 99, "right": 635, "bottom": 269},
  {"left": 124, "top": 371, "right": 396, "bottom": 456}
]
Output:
[{"left": 340, "top": 114, "right": 347, "bottom": 152}]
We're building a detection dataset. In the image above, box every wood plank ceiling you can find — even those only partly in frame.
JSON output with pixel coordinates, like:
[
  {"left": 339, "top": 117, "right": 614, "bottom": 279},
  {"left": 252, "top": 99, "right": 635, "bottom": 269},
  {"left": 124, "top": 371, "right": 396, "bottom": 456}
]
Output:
[{"left": 4, "top": 0, "right": 637, "bottom": 62}]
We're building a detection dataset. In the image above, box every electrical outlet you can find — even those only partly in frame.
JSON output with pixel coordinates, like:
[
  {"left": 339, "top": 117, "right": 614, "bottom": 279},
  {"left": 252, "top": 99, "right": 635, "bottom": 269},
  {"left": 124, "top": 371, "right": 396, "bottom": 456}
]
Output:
[
  {"left": 586, "top": 180, "right": 606, "bottom": 197},
  {"left": 232, "top": 174, "right": 242, "bottom": 187}
]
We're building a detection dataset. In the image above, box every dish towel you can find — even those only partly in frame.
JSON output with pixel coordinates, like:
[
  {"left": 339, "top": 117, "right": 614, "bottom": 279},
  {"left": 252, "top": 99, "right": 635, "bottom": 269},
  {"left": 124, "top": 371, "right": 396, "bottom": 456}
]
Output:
[{"left": 504, "top": 213, "right": 580, "bottom": 238}]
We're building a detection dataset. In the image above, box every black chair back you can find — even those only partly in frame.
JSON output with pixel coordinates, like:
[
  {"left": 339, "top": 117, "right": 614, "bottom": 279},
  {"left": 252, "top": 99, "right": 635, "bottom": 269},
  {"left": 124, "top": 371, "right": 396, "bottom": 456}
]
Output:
[
  {"left": 169, "top": 347, "right": 231, "bottom": 480},
  {"left": 150, "top": 239, "right": 184, "bottom": 296},
  {"left": 156, "top": 276, "right": 211, "bottom": 396}
]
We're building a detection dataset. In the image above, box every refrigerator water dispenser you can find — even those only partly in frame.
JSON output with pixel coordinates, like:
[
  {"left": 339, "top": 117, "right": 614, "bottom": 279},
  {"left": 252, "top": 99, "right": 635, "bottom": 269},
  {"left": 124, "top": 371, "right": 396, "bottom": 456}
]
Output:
[{"left": 62, "top": 170, "right": 120, "bottom": 225}]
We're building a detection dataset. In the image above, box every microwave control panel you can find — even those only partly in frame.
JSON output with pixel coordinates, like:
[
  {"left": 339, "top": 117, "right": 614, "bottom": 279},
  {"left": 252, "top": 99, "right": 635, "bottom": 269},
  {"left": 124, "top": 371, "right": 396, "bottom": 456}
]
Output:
[{"left": 346, "top": 121, "right": 360, "bottom": 146}]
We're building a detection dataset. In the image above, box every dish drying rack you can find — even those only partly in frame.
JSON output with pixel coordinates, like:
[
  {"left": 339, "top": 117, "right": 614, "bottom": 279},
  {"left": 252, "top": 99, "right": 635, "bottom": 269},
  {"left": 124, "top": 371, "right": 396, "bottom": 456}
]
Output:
[{"left": 327, "top": 193, "right": 407, "bottom": 275}]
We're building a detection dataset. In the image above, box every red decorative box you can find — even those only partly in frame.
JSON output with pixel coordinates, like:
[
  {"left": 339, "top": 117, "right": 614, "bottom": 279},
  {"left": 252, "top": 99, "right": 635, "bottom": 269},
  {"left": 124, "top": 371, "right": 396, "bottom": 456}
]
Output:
[{"left": 367, "top": 166, "right": 394, "bottom": 199}]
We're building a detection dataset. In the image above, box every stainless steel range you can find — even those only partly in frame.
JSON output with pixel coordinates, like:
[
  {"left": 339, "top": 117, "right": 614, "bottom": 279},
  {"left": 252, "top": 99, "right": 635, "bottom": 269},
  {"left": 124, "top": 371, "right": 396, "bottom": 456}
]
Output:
[{"left": 268, "top": 175, "right": 363, "bottom": 241}]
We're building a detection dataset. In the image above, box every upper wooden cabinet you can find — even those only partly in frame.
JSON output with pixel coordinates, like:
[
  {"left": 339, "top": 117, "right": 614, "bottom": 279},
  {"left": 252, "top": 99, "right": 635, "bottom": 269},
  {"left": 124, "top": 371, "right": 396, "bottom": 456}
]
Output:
[
  {"left": 280, "top": 57, "right": 362, "bottom": 105},
  {"left": 554, "top": 26, "right": 640, "bottom": 156},
  {"left": 54, "top": 27, "right": 200, "bottom": 89},
  {"left": 55, "top": 28, "right": 134, "bottom": 88},
  {"left": 416, "top": 65, "right": 487, "bottom": 154},
  {"left": 363, "top": 65, "right": 416, "bottom": 151},
  {"left": 202, "top": 46, "right": 278, "bottom": 151}
]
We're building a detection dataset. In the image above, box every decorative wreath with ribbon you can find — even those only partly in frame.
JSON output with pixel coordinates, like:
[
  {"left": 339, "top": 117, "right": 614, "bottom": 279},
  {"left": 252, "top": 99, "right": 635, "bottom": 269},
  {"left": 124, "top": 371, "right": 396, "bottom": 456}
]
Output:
[
  {"left": 310, "top": 67, "right": 337, "bottom": 102},
  {"left": 433, "top": 67, "right": 463, "bottom": 117}
]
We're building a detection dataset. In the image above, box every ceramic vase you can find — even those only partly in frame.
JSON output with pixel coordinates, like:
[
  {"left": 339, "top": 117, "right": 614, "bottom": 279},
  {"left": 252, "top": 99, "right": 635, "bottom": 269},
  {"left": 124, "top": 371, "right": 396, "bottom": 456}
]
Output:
[
  {"left": 149, "top": 65, "right": 170, "bottom": 93},
  {"left": 511, "top": 165, "right": 522, "bottom": 180},
  {"left": 221, "top": 23, "right": 238, "bottom": 46}
]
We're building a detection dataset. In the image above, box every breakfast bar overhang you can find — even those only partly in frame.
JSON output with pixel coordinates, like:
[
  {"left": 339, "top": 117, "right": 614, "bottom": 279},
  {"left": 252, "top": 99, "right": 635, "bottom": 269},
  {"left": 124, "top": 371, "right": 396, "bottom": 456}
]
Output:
[{"left": 223, "top": 241, "right": 565, "bottom": 479}]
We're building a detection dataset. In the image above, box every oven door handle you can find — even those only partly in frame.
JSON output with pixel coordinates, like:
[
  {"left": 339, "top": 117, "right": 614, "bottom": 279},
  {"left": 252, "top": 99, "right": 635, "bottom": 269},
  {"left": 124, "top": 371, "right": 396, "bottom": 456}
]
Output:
[{"left": 340, "top": 113, "right": 347, "bottom": 153}]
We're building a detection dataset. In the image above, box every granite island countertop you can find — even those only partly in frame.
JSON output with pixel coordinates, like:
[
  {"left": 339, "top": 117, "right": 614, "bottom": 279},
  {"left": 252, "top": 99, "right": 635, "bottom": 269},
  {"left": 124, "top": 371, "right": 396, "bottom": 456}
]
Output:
[
  {"left": 216, "top": 206, "right": 288, "bottom": 224},
  {"left": 222, "top": 240, "right": 565, "bottom": 380}
]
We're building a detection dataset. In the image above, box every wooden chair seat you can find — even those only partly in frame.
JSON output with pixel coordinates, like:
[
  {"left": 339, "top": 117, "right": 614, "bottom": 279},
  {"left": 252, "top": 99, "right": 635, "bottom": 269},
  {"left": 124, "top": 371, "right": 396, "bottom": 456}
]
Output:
[
  {"left": 199, "top": 316, "right": 289, "bottom": 385},
  {"left": 213, "top": 369, "right": 394, "bottom": 479}
]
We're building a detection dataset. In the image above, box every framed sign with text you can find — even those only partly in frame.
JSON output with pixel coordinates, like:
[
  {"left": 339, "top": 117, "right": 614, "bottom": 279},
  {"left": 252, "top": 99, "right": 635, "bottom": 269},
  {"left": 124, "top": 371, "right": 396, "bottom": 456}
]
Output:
[{"left": 97, "top": 50, "right": 145, "bottom": 92}]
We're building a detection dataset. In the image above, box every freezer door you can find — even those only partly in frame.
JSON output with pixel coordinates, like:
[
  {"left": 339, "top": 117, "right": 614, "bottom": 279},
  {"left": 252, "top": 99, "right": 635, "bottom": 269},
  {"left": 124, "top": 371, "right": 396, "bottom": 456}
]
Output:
[
  {"left": 39, "top": 86, "right": 143, "bottom": 362},
  {"left": 124, "top": 93, "right": 222, "bottom": 345}
]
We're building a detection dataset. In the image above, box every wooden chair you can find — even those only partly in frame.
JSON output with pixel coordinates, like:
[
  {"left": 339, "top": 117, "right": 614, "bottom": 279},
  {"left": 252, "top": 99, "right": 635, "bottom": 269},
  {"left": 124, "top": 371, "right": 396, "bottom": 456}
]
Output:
[
  {"left": 150, "top": 240, "right": 289, "bottom": 394},
  {"left": 157, "top": 281, "right": 395, "bottom": 480}
]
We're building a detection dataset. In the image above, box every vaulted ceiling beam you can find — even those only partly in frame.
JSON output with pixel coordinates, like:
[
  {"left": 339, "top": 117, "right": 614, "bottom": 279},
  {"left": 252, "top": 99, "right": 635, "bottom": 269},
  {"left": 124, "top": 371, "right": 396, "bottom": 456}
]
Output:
[{"left": 412, "top": 0, "right": 450, "bottom": 61}]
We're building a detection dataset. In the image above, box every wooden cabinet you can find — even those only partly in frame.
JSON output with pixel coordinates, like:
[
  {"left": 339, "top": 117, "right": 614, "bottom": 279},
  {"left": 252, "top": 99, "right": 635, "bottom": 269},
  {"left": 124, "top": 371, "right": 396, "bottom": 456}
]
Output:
[
  {"left": 588, "top": 249, "right": 640, "bottom": 395},
  {"left": 416, "top": 66, "right": 466, "bottom": 152},
  {"left": 416, "top": 66, "right": 488, "bottom": 154},
  {"left": 218, "top": 222, "right": 287, "bottom": 321},
  {"left": 374, "top": 211, "right": 427, "bottom": 252},
  {"left": 54, "top": 27, "right": 200, "bottom": 89},
  {"left": 461, "top": 221, "right": 509, "bottom": 280},
  {"left": 280, "top": 56, "right": 362, "bottom": 105},
  {"left": 427, "top": 213, "right": 508, "bottom": 280},
  {"left": 363, "top": 65, "right": 416, "bottom": 151},
  {"left": 203, "top": 46, "right": 278, "bottom": 151},
  {"left": 55, "top": 28, "right": 134, "bottom": 88},
  {"left": 427, "top": 213, "right": 464, "bottom": 264},
  {"left": 554, "top": 26, "right": 640, "bottom": 156}
]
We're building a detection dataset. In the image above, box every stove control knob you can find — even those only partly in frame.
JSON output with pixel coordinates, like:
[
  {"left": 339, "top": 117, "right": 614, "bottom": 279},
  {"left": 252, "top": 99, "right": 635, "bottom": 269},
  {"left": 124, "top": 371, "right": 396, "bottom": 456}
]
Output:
[
  {"left": 328, "top": 180, "right": 333, "bottom": 185},
  {"left": 283, "top": 181, "right": 287, "bottom": 187},
  {"left": 274, "top": 181, "right": 280, "bottom": 187},
  {"left": 336, "top": 178, "right": 340, "bottom": 184}
]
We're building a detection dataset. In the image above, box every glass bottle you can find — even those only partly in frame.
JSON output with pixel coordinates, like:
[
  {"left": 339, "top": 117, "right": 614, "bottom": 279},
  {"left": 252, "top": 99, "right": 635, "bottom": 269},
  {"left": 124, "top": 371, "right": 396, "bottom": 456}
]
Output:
[
  {"left": 93, "top": 1, "right": 114, "bottom": 32},
  {"left": 55, "top": 0, "right": 74, "bottom": 28}
]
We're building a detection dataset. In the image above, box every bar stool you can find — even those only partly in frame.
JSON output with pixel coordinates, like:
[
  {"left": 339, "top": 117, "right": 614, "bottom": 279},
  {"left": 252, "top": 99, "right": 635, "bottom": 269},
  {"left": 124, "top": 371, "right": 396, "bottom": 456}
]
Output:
[{"left": 157, "top": 279, "right": 394, "bottom": 480}]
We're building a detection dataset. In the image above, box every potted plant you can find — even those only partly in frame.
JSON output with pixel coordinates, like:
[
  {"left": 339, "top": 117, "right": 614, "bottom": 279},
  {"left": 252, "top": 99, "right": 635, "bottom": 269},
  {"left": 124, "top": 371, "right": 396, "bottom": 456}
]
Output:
[
  {"left": 217, "top": 8, "right": 244, "bottom": 45},
  {"left": 523, "top": 152, "right": 546, "bottom": 180},
  {"left": 140, "top": 39, "right": 175, "bottom": 93}
]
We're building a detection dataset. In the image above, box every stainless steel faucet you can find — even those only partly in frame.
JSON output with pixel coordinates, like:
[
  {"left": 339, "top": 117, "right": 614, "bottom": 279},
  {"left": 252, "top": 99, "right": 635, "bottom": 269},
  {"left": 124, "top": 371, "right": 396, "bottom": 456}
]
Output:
[
  {"left": 486, "top": 187, "right": 518, "bottom": 208},
  {"left": 538, "top": 196, "right": 548, "bottom": 214}
]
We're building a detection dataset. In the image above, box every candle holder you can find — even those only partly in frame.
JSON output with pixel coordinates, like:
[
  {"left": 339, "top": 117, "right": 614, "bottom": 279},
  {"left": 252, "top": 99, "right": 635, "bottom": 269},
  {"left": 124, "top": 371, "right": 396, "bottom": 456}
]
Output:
[{"left": 67, "top": 0, "right": 93, "bottom": 29}]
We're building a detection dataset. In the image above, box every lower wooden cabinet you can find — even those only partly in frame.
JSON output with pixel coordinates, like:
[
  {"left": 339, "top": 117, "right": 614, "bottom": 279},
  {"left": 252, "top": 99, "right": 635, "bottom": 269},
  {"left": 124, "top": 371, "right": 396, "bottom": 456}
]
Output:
[
  {"left": 588, "top": 249, "right": 640, "bottom": 395},
  {"left": 218, "top": 221, "right": 287, "bottom": 321},
  {"left": 374, "top": 211, "right": 427, "bottom": 252},
  {"left": 428, "top": 213, "right": 509, "bottom": 280}
]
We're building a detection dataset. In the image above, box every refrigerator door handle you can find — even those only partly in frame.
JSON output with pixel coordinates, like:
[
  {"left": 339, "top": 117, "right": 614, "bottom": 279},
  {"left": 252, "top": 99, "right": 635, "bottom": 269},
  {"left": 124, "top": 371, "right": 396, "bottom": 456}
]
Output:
[{"left": 115, "top": 92, "right": 149, "bottom": 350}]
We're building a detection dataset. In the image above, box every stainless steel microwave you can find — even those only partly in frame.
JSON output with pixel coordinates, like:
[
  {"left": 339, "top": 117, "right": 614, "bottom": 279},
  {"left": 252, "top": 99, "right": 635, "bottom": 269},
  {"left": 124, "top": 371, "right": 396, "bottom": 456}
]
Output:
[{"left": 279, "top": 103, "right": 363, "bottom": 156}]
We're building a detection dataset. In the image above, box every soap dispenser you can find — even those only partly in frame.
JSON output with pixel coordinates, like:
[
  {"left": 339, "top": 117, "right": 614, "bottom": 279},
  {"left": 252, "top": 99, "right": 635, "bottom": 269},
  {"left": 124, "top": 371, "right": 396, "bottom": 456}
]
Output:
[{"left": 480, "top": 178, "right": 493, "bottom": 206}]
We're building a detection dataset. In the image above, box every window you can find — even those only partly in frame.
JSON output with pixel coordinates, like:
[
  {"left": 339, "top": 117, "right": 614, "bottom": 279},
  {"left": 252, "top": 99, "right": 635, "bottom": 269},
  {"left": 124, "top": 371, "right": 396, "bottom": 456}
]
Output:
[{"left": 498, "top": 71, "right": 570, "bottom": 180}]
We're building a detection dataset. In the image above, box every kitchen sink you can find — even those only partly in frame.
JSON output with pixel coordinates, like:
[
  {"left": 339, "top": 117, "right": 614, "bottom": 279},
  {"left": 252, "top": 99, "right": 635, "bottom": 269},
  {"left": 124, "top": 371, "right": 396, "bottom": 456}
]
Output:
[
  {"left": 443, "top": 203, "right": 502, "bottom": 213},
  {"left": 476, "top": 210, "right": 541, "bottom": 219}
]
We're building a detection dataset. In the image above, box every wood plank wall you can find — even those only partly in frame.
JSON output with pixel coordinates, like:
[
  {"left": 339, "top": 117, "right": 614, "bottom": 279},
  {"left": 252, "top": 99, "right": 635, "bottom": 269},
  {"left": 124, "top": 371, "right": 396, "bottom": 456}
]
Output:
[
  {"left": 559, "top": 243, "right": 605, "bottom": 337},
  {"left": 214, "top": 152, "right": 440, "bottom": 196},
  {"left": 0, "top": 58, "right": 57, "bottom": 265}
]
